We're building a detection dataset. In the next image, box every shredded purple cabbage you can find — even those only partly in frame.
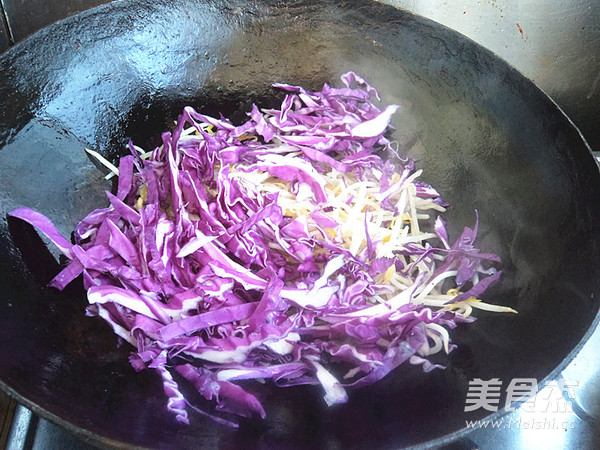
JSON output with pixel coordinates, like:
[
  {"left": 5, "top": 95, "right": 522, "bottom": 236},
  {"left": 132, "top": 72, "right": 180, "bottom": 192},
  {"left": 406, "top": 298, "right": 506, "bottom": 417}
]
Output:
[{"left": 9, "top": 72, "right": 513, "bottom": 426}]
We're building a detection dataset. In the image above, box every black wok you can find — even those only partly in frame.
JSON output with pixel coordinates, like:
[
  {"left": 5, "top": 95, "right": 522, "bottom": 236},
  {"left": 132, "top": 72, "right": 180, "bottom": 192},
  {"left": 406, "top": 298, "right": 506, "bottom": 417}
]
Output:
[{"left": 1, "top": 0, "right": 600, "bottom": 448}]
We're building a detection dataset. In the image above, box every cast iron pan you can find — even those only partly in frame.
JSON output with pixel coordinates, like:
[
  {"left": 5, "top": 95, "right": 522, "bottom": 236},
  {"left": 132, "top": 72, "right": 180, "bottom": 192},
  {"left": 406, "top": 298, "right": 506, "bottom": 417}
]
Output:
[{"left": 1, "top": 0, "right": 600, "bottom": 448}]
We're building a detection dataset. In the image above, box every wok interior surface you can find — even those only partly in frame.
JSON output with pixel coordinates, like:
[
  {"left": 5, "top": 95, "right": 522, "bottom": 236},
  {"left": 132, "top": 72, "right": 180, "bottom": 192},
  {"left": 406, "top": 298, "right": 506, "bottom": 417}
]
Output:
[{"left": 1, "top": 0, "right": 600, "bottom": 447}]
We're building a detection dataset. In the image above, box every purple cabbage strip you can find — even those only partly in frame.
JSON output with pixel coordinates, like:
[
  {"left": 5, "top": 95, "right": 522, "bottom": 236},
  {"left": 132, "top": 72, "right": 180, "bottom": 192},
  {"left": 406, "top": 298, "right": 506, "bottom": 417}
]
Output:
[{"left": 7, "top": 72, "right": 505, "bottom": 426}]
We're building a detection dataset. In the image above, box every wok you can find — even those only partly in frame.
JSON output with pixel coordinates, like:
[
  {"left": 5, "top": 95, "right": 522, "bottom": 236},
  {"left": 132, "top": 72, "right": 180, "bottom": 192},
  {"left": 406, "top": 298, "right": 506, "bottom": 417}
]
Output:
[{"left": 1, "top": 0, "right": 600, "bottom": 448}]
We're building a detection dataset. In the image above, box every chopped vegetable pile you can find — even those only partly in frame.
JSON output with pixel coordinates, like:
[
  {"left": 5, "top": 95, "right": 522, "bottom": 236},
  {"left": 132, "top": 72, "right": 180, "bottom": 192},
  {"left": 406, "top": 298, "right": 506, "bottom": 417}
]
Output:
[{"left": 9, "top": 72, "right": 516, "bottom": 426}]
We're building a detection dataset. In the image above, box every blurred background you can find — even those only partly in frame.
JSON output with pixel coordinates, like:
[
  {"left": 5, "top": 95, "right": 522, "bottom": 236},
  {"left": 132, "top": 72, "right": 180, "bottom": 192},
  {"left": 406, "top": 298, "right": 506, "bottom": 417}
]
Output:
[{"left": 1, "top": 1, "right": 599, "bottom": 449}]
